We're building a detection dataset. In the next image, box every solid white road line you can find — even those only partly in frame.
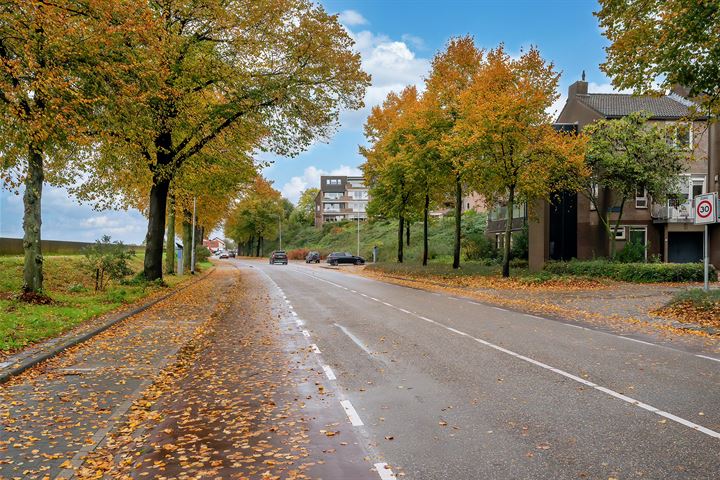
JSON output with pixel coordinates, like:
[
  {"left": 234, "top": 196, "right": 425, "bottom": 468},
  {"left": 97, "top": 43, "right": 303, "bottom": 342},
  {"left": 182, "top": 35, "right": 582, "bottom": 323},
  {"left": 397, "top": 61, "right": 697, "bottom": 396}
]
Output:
[
  {"left": 492, "top": 306, "right": 507, "bottom": 312},
  {"left": 311, "top": 344, "right": 322, "bottom": 354},
  {"left": 335, "top": 323, "right": 375, "bottom": 356},
  {"left": 619, "top": 336, "right": 655, "bottom": 346},
  {"left": 295, "top": 268, "right": 720, "bottom": 440},
  {"left": 374, "top": 462, "right": 396, "bottom": 480},
  {"left": 526, "top": 314, "right": 546, "bottom": 320},
  {"left": 302, "top": 329, "right": 310, "bottom": 337},
  {"left": 696, "top": 354, "right": 720, "bottom": 363},
  {"left": 340, "top": 400, "right": 364, "bottom": 426}
]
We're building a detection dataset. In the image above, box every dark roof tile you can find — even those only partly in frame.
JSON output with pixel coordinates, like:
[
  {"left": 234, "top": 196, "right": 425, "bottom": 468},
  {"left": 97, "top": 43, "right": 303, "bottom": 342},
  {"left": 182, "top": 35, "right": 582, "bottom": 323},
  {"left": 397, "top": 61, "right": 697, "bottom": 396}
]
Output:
[{"left": 577, "top": 93, "right": 695, "bottom": 119}]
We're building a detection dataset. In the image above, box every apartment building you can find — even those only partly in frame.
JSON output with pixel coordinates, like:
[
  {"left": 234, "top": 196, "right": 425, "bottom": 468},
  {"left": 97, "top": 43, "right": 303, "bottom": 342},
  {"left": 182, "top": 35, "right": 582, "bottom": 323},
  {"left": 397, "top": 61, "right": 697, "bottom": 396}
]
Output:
[
  {"left": 488, "top": 77, "right": 720, "bottom": 270},
  {"left": 314, "top": 175, "right": 369, "bottom": 227}
]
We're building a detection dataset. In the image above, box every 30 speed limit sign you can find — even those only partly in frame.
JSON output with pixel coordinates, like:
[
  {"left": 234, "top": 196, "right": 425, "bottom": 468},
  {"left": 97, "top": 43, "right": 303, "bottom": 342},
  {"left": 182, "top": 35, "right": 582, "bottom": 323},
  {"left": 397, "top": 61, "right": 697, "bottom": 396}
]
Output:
[{"left": 694, "top": 192, "right": 718, "bottom": 225}]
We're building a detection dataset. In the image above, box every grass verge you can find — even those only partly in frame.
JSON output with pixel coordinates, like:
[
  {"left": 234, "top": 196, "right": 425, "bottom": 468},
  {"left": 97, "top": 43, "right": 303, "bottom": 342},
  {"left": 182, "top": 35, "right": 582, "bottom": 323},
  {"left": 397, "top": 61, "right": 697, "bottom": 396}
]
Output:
[
  {"left": 0, "top": 255, "right": 212, "bottom": 353},
  {"left": 654, "top": 288, "right": 720, "bottom": 328}
]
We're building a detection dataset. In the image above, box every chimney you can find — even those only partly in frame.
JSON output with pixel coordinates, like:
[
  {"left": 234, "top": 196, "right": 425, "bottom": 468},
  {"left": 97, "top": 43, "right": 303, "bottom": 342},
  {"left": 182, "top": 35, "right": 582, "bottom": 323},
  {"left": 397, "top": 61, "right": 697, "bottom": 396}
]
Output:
[{"left": 568, "top": 70, "right": 588, "bottom": 97}]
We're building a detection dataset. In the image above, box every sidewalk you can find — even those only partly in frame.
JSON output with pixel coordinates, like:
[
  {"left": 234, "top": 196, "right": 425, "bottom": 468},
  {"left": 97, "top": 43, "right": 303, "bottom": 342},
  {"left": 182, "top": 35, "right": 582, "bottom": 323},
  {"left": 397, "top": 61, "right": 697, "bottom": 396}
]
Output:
[
  {"left": 1, "top": 263, "right": 378, "bottom": 479},
  {"left": 0, "top": 267, "right": 232, "bottom": 479}
]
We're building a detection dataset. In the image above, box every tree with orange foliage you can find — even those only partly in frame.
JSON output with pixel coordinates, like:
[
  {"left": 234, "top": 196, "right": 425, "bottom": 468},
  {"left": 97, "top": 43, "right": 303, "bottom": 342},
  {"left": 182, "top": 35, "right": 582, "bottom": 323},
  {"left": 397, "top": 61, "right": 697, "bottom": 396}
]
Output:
[
  {"left": 451, "top": 45, "right": 588, "bottom": 277},
  {"left": 424, "top": 36, "right": 485, "bottom": 269},
  {"left": 225, "top": 177, "right": 283, "bottom": 258}
]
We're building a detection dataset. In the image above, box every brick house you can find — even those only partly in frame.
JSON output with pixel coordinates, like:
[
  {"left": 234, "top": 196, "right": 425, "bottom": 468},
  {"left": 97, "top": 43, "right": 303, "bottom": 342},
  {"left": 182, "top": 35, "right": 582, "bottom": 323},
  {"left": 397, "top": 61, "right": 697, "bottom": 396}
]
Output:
[
  {"left": 487, "top": 77, "right": 720, "bottom": 270},
  {"left": 314, "top": 176, "right": 369, "bottom": 227},
  {"left": 203, "top": 237, "right": 226, "bottom": 252}
]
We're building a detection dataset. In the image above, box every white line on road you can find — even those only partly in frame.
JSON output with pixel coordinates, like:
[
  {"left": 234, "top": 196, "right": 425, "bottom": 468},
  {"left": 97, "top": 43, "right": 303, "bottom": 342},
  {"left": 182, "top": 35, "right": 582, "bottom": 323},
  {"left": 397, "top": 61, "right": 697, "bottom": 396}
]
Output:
[
  {"left": 295, "top": 319, "right": 305, "bottom": 326},
  {"left": 374, "top": 462, "right": 396, "bottom": 480},
  {"left": 296, "top": 269, "right": 720, "bottom": 440},
  {"left": 526, "top": 314, "right": 546, "bottom": 320},
  {"left": 302, "top": 329, "right": 310, "bottom": 337},
  {"left": 335, "top": 323, "right": 375, "bottom": 356},
  {"left": 492, "top": 306, "right": 507, "bottom": 312},
  {"left": 291, "top": 311, "right": 298, "bottom": 317},
  {"left": 340, "top": 400, "right": 364, "bottom": 426},
  {"left": 619, "top": 336, "right": 655, "bottom": 346},
  {"left": 696, "top": 354, "right": 720, "bottom": 363},
  {"left": 323, "top": 365, "right": 337, "bottom": 380},
  {"left": 311, "top": 344, "right": 321, "bottom": 354}
]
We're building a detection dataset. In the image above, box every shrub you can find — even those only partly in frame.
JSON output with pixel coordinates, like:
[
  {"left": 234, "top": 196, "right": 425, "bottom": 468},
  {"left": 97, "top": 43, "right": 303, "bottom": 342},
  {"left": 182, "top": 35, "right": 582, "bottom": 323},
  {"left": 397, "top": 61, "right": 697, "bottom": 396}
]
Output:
[
  {"left": 195, "top": 246, "right": 212, "bottom": 263},
  {"left": 82, "top": 235, "right": 135, "bottom": 291},
  {"left": 544, "top": 259, "right": 716, "bottom": 283},
  {"left": 510, "top": 224, "right": 529, "bottom": 260},
  {"left": 287, "top": 248, "right": 310, "bottom": 260},
  {"left": 614, "top": 239, "right": 646, "bottom": 263}
]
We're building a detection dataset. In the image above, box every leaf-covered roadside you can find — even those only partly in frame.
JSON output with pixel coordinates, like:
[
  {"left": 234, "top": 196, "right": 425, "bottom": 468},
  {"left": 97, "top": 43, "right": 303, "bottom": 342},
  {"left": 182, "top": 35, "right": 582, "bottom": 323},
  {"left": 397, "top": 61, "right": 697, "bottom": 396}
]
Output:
[
  {"left": 0, "top": 255, "right": 209, "bottom": 353},
  {"left": 652, "top": 289, "right": 720, "bottom": 330}
]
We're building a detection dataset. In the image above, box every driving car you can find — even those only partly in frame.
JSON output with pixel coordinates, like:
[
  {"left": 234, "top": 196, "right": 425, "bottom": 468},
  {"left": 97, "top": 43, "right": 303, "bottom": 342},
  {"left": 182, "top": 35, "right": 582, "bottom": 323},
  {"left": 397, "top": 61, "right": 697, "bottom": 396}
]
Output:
[
  {"left": 270, "top": 250, "right": 288, "bottom": 265},
  {"left": 228, "top": 250, "right": 236, "bottom": 258},
  {"left": 219, "top": 251, "right": 229, "bottom": 259},
  {"left": 305, "top": 251, "right": 320, "bottom": 263},
  {"left": 326, "top": 252, "right": 365, "bottom": 266}
]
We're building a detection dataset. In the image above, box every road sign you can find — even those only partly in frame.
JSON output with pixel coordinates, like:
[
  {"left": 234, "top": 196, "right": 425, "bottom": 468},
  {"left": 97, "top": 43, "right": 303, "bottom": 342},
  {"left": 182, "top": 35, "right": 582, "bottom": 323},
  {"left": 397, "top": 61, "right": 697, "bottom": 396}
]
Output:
[{"left": 694, "top": 193, "right": 717, "bottom": 225}]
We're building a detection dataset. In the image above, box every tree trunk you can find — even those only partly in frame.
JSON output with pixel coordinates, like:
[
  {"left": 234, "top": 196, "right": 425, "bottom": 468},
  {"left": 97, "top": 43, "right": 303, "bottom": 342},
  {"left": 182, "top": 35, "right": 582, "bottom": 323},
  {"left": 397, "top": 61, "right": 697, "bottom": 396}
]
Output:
[
  {"left": 182, "top": 210, "right": 192, "bottom": 273},
  {"left": 423, "top": 193, "right": 429, "bottom": 266},
  {"left": 502, "top": 186, "right": 515, "bottom": 278},
  {"left": 248, "top": 237, "right": 254, "bottom": 256},
  {"left": 143, "top": 178, "right": 170, "bottom": 280},
  {"left": 22, "top": 143, "right": 44, "bottom": 293},
  {"left": 406, "top": 221, "right": 410, "bottom": 246},
  {"left": 610, "top": 197, "right": 627, "bottom": 259},
  {"left": 165, "top": 193, "right": 175, "bottom": 274},
  {"left": 452, "top": 175, "right": 462, "bottom": 269},
  {"left": 397, "top": 215, "right": 404, "bottom": 263},
  {"left": 256, "top": 236, "right": 261, "bottom": 257}
]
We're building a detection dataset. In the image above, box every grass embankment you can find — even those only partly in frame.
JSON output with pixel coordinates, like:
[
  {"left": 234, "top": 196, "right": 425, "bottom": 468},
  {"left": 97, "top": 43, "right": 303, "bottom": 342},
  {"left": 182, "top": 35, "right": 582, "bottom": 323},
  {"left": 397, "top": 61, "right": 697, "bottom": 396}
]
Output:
[
  {"left": 266, "top": 218, "right": 456, "bottom": 263},
  {"left": 0, "top": 255, "right": 212, "bottom": 353},
  {"left": 655, "top": 289, "right": 720, "bottom": 328}
]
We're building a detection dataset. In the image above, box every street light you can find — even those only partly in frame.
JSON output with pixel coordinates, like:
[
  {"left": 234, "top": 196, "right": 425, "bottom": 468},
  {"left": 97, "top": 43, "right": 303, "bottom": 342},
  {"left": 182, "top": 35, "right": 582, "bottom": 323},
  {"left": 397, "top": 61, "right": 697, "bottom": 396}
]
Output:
[{"left": 190, "top": 196, "right": 196, "bottom": 274}]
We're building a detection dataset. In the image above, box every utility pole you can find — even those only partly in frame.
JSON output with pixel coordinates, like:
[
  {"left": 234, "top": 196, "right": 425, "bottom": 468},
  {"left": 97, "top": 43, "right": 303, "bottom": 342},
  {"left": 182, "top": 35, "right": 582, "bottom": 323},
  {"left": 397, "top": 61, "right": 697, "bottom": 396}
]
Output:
[
  {"left": 279, "top": 215, "right": 283, "bottom": 250},
  {"left": 191, "top": 196, "right": 197, "bottom": 274},
  {"left": 357, "top": 212, "right": 360, "bottom": 257}
]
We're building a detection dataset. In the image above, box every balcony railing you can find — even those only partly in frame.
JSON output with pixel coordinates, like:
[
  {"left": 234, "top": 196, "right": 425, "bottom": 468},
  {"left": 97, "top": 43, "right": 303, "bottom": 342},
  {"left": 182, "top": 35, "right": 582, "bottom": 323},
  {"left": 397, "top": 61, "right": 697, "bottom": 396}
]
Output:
[{"left": 652, "top": 199, "right": 694, "bottom": 223}]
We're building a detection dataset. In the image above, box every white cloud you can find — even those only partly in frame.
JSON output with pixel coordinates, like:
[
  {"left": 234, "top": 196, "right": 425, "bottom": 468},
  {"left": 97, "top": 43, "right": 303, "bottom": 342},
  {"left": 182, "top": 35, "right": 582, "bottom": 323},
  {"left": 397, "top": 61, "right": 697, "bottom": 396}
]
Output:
[
  {"left": 281, "top": 165, "right": 362, "bottom": 204},
  {"left": 338, "top": 9, "right": 368, "bottom": 26}
]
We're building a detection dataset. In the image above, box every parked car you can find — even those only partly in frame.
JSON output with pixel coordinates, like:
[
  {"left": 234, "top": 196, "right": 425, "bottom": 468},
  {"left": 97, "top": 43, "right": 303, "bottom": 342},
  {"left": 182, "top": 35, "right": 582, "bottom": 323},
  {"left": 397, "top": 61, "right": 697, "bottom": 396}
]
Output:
[
  {"left": 219, "top": 251, "right": 229, "bottom": 259},
  {"left": 270, "top": 250, "right": 288, "bottom": 265},
  {"left": 228, "top": 250, "right": 236, "bottom": 258},
  {"left": 305, "top": 251, "right": 320, "bottom": 263},
  {"left": 326, "top": 252, "right": 365, "bottom": 266}
]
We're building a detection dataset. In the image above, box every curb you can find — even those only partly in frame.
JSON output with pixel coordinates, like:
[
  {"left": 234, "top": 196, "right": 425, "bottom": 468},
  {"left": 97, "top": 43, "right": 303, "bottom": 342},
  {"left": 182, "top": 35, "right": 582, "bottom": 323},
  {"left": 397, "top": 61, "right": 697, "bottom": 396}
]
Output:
[{"left": 0, "top": 268, "right": 216, "bottom": 385}]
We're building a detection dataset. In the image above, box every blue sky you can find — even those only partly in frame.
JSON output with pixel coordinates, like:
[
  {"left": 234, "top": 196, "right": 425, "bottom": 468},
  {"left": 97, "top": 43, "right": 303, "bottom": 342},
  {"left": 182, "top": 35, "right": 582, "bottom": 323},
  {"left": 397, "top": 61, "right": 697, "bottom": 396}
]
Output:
[{"left": 1, "top": 0, "right": 617, "bottom": 244}]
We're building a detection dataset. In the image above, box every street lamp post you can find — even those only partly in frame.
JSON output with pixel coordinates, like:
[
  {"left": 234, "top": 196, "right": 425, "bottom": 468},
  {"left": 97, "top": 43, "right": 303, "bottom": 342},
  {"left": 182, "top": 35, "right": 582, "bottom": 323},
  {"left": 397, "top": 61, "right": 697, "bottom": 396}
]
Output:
[
  {"left": 278, "top": 215, "right": 283, "bottom": 250},
  {"left": 357, "top": 212, "right": 360, "bottom": 257},
  {"left": 190, "top": 196, "right": 197, "bottom": 274}
]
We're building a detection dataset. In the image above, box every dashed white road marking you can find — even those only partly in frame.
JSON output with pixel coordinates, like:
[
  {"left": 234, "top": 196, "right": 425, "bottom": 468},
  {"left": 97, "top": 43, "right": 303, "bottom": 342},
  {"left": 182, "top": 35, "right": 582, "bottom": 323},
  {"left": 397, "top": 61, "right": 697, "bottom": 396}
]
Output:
[
  {"left": 291, "top": 311, "right": 298, "bottom": 317},
  {"left": 293, "top": 267, "right": 720, "bottom": 440},
  {"left": 566, "top": 323, "right": 585, "bottom": 329},
  {"left": 323, "top": 365, "right": 337, "bottom": 380},
  {"left": 492, "top": 306, "right": 507, "bottom": 312},
  {"left": 696, "top": 354, "right": 720, "bottom": 363},
  {"left": 295, "top": 319, "right": 305, "bottom": 326},
  {"left": 311, "top": 344, "right": 322, "bottom": 354},
  {"left": 302, "top": 329, "right": 310, "bottom": 337},
  {"left": 374, "top": 462, "right": 396, "bottom": 480},
  {"left": 525, "top": 314, "right": 545, "bottom": 320},
  {"left": 335, "top": 323, "right": 375, "bottom": 357},
  {"left": 340, "top": 400, "right": 364, "bottom": 426}
]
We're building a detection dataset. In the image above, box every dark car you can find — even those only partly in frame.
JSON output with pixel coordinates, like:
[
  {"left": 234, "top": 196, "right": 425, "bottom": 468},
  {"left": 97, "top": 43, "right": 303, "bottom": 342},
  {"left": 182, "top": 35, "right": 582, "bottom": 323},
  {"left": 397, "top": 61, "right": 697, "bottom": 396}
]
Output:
[
  {"left": 305, "top": 251, "right": 320, "bottom": 263},
  {"left": 228, "top": 250, "right": 236, "bottom": 258},
  {"left": 270, "top": 250, "right": 288, "bottom": 265},
  {"left": 326, "top": 252, "right": 365, "bottom": 266}
]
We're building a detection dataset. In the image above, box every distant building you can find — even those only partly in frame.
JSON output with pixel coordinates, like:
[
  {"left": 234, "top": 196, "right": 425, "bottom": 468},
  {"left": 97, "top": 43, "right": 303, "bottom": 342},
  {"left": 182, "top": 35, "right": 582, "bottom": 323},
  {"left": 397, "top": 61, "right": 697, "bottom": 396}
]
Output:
[
  {"left": 314, "top": 176, "right": 369, "bottom": 227},
  {"left": 203, "top": 237, "right": 226, "bottom": 252}
]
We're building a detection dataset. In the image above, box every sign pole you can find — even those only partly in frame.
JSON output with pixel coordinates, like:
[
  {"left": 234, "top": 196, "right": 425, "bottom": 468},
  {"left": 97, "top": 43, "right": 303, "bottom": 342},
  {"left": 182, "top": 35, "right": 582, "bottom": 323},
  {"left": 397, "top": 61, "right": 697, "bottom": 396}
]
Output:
[{"left": 704, "top": 224, "right": 709, "bottom": 292}]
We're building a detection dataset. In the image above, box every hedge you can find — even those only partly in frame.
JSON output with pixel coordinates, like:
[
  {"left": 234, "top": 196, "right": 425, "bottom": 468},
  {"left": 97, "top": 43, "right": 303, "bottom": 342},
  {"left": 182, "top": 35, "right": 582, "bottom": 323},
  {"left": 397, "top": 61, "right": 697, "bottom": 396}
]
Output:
[{"left": 544, "top": 260, "right": 717, "bottom": 283}]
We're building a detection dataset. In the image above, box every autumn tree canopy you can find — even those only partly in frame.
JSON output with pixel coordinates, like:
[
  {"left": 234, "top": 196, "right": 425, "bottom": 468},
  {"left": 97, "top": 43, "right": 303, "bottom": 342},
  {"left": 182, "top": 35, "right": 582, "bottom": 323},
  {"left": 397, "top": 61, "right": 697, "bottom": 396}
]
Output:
[
  {"left": 597, "top": 0, "right": 720, "bottom": 116},
  {"left": 75, "top": 0, "right": 370, "bottom": 281},
  {"left": 449, "top": 45, "right": 588, "bottom": 277}
]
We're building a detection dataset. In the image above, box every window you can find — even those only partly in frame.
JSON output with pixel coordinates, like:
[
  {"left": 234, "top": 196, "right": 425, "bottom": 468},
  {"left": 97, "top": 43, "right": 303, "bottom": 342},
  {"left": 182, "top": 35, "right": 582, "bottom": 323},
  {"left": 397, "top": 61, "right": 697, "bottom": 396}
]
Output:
[
  {"left": 675, "top": 123, "right": 693, "bottom": 149},
  {"left": 613, "top": 226, "right": 626, "bottom": 240},
  {"left": 325, "top": 179, "right": 341, "bottom": 185},
  {"left": 495, "top": 233, "right": 504, "bottom": 249},
  {"left": 628, "top": 226, "right": 648, "bottom": 260},
  {"left": 589, "top": 183, "right": 599, "bottom": 210},
  {"left": 635, "top": 188, "right": 648, "bottom": 209},
  {"left": 324, "top": 192, "right": 342, "bottom": 199}
]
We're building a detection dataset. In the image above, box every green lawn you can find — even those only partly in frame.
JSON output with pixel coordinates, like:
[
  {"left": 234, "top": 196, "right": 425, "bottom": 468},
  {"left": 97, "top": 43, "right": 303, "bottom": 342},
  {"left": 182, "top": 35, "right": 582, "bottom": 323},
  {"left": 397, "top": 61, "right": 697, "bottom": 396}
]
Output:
[{"left": 0, "top": 254, "right": 210, "bottom": 353}]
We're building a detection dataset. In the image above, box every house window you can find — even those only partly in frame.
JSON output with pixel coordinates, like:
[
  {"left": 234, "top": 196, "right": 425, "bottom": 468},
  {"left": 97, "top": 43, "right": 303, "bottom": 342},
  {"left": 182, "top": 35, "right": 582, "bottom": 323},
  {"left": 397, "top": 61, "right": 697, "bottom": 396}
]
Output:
[
  {"left": 628, "top": 226, "right": 648, "bottom": 260},
  {"left": 675, "top": 123, "right": 693, "bottom": 149},
  {"left": 589, "top": 183, "right": 599, "bottom": 210},
  {"left": 635, "top": 188, "right": 648, "bottom": 209},
  {"left": 613, "top": 226, "right": 626, "bottom": 240},
  {"left": 495, "top": 233, "right": 504, "bottom": 249}
]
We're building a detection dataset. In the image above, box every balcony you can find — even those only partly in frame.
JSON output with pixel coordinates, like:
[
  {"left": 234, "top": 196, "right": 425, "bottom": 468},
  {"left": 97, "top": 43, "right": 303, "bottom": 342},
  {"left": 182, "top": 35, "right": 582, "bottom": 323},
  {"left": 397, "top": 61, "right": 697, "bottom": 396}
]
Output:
[{"left": 652, "top": 200, "right": 694, "bottom": 223}]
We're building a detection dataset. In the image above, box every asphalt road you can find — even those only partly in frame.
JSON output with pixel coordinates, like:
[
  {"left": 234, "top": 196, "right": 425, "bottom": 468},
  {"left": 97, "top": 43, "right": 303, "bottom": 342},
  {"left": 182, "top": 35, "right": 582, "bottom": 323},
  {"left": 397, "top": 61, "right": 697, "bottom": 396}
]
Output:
[{"left": 240, "top": 259, "right": 720, "bottom": 480}]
